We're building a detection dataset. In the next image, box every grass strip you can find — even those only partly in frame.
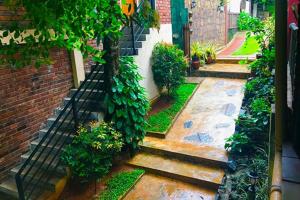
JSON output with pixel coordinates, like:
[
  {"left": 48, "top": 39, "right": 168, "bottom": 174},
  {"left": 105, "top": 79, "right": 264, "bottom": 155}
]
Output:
[
  {"left": 99, "top": 169, "right": 145, "bottom": 200},
  {"left": 232, "top": 36, "right": 260, "bottom": 56},
  {"left": 146, "top": 83, "right": 197, "bottom": 133}
]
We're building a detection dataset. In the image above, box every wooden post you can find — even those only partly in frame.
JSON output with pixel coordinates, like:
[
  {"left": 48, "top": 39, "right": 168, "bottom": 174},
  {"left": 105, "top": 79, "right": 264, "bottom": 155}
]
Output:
[
  {"left": 270, "top": 0, "right": 288, "bottom": 199},
  {"left": 71, "top": 50, "right": 85, "bottom": 88}
]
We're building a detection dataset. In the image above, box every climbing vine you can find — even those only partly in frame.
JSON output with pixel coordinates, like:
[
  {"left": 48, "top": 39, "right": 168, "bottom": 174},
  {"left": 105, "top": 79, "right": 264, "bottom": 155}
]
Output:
[{"left": 0, "top": 0, "right": 124, "bottom": 68}]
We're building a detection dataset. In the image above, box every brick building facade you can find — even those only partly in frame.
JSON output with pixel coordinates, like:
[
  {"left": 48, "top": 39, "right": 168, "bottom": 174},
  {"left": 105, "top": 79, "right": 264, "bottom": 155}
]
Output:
[
  {"left": 156, "top": 0, "right": 171, "bottom": 24},
  {"left": 0, "top": 48, "right": 74, "bottom": 181}
]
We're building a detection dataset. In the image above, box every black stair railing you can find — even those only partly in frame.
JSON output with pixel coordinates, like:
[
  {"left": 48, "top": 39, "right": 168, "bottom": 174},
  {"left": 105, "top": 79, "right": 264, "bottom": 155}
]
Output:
[
  {"left": 15, "top": 63, "right": 105, "bottom": 200},
  {"left": 120, "top": 0, "right": 155, "bottom": 56}
]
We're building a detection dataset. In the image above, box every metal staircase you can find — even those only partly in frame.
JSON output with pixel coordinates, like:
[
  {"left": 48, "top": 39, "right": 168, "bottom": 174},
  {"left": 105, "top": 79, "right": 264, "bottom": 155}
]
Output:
[{"left": 0, "top": 64, "right": 106, "bottom": 200}]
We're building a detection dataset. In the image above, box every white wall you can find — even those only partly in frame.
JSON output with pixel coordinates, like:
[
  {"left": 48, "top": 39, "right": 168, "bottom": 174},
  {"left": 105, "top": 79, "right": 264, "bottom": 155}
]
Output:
[
  {"left": 228, "top": 0, "right": 242, "bottom": 13},
  {"left": 134, "top": 23, "right": 172, "bottom": 101}
]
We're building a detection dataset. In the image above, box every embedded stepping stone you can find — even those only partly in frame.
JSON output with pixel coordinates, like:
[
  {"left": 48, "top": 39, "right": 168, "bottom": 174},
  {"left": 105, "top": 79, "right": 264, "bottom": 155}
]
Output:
[
  {"left": 184, "top": 133, "right": 214, "bottom": 144},
  {"left": 141, "top": 137, "right": 228, "bottom": 167},
  {"left": 127, "top": 153, "right": 224, "bottom": 190},
  {"left": 222, "top": 103, "right": 236, "bottom": 116},
  {"left": 184, "top": 120, "right": 193, "bottom": 128}
]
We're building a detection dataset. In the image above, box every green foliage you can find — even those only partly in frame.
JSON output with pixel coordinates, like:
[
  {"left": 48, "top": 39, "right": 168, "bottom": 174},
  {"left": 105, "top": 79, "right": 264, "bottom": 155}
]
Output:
[
  {"left": 232, "top": 36, "right": 260, "bottom": 56},
  {"left": 191, "top": 42, "right": 206, "bottom": 60},
  {"left": 229, "top": 151, "right": 269, "bottom": 200},
  {"left": 107, "top": 57, "right": 149, "bottom": 151},
  {"left": 237, "top": 11, "right": 262, "bottom": 31},
  {"left": 205, "top": 43, "right": 217, "bottom": 60},
  {"left": 61, "top": 122, "right": 123, "bottom": 182},
  {"left": 0, "top": 0, "right": 124, "bottom": 68},
  {"left": 135, "top": 1, "right": 160, "bottom": 30},
  {"left": 225, "top": 132, "right": 251, "bottom": 154},
  {"left": 152, "top": 43, "right": 187, "bottom": 96},
  {"left": 99, "top": 169, "right": 144, "bottom": 200},
  {"left": 147, "top": 84, "right": 197, "bottom": 133}
]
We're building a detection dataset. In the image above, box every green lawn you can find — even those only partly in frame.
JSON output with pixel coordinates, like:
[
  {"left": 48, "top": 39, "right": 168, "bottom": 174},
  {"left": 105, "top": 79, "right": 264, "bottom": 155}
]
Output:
[
  {"left": 232, "top": 36, "right": 260, "bottom": 56},
  {"left": 146, "top": 83, "right": 197, "bottom": 133},
  {"left": 99, "top": 169, "right": 144, "bottom": 200}
]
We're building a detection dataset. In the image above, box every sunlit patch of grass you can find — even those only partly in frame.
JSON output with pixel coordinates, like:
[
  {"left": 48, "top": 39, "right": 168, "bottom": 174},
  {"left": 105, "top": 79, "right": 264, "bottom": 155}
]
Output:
[{"left": 232, "top": 36, "right": 260, "bottom": 56}]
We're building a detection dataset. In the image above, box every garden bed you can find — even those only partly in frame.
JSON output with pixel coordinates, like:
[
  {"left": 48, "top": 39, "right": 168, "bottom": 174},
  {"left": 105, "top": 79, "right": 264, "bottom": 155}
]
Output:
[
  {"left": 59, "top": 166, "right": 144, "bottom": 200},
  {"left": 232, "top": 36, "right": 260, "bottom": 56},
  {"left": 146, "top": 83, "right": 198, "bottom": 138}
]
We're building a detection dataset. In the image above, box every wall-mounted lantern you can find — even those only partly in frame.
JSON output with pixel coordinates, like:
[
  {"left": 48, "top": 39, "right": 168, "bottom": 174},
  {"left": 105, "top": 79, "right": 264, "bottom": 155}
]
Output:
[{"left": 191, "top": 0, "right": 197, "bottom": 9}]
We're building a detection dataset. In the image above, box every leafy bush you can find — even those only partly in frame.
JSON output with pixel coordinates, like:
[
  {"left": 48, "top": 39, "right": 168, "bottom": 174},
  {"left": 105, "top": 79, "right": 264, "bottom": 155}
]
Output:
[
  {"left": 61, "top": 122, "right": 123, "bottom": 182},
  {"left": 99, "top": 169, "right": 144, "bottom": 200},
  {"left": 225, "top": 132, "right": 251, "bottom": 154},
  {"left": 237, "top": 11, "right": 262, "bottom": 31},
  {"left": 107, "top": 57, "right": 149, "bottom": 151},
  {"left": 152, "top": 43, "right": 187, "bottom": 96}
]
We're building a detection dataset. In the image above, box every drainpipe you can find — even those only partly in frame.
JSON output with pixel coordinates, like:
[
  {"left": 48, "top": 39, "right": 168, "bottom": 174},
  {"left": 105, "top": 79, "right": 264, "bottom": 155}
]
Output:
[{"left": 270, "top": 0, "right": 288, "bottom": 199}]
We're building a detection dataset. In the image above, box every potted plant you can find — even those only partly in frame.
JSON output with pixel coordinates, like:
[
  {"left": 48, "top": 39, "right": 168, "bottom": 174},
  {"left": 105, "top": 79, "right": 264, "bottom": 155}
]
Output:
[
  {"left": 205, "top": 43, "right": 217, "bottom": 64},
  {"left": 191, "top": 42, "right": 206, "bottom": 70}
]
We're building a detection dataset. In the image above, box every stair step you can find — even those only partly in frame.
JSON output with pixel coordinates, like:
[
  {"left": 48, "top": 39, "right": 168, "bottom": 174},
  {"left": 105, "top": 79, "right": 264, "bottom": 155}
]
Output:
[
  {"left": 81, "top": 79, "right": 105, "bottom": 90},
  {"left": 46, "top": 117, "right": 75, "bottom": 129},
  {"left": 119, "top": 41, "right": 143, "bottom": 49},
  {"left": 63, "top": 98, "right": 106, "bottom": 112},
  {"left": 38, "top": 128, "right": 74, "bottom": 141},
  {"left": 216, "top": 57, "right": 255, "bottom": 64},
  {"left": 122, "top": 26, "right": 150, "bottom": 35},
  {"left": 11, "top": 165, "right": 64, "bottom": 191},
  {"left": 121, "top": 34, "right": 146, "bottom": 42},
  {"left": 69, "top": 88, "right": 104, "bottom": 100},
  {"left": 120, "top": 48, "right": 139, "bottom": 56},
  {"left": 18, "top": 152, "right": 66, "bottom": 175},
  {"left": 127, "top": 153, "right": 224, "bottom": 190},
  {"left": 30, "top": 139, "right": 68, "bottom": 154},
  {"left": 0, "top": 178, "right": 18, "bottom": 199},
  {"left": 141, "top": 137, "right": 228, "bottom": 167}
]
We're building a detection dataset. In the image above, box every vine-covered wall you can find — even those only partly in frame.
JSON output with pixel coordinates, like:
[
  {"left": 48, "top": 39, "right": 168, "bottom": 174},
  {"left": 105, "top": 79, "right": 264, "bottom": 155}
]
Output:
[{"left": 0, "top": 48, "right": 73, "bottom": 181}]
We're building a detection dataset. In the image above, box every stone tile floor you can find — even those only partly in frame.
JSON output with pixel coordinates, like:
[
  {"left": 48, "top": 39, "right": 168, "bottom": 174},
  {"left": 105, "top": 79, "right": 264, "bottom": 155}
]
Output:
[{"left": 282, "top": 142, "right": 300, "bottom": 200}]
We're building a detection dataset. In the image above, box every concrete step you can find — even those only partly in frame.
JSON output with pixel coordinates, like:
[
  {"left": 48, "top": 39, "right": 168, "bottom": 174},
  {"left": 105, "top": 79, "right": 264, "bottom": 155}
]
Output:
[
  {"left": 119, "top": 41, "right": 143, "bottom": 49},
  {"left": 80, "top": 79, "right": 105, "bottom": 90},
  {"left": 30, "top": 139, "right": 68, "bottom": 154},
  {"left": 38, "top": 128, "right": 74, "bottom": 142},
  {"left": 190, "top": 63, "right": 251, "bottom": 79},
  {"left": 127, "top": 153, "right": 224, "bottom": 190},
  {"left": 121, "top": 34, "right": 146, "bottom": 42},
  {"left": 122, "top": 27, "right": 150, "bottom": 35},
  {"left": 141, "top": 137, "right": 228, "bottom": 167},
  {"left": 63, "top": 97, "right": 106, "bottom": 113},
  {"left": 120, "top": 48, "right": 139, "bottom": 56},
  {"left": 18, "top": 152, "right": 66, "bottom": 175},
  {"left": 216, "top": 56, "right": 255, "bottom": 64},
  {"left": 69, "top": 88, "right": 104, "bottom": 100},
  {"left": 10, "top": 165, "right": 64, "bottom": 191},
  {"left": 0, "top": 178, "right": 18, "bottom": 200}
]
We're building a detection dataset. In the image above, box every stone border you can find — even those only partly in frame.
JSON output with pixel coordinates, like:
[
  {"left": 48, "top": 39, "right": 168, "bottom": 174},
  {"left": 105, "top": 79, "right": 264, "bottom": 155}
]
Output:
[
  {"left": 146, "top": 83, "right": 201, "bottom": 138},
  {"left": 119, "top": 171, "right": 145, "bottom": 200}
]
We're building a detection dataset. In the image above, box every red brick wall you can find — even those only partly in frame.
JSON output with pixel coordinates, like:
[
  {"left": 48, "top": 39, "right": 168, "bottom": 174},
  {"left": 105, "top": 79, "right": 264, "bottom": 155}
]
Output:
[
  {"left": 156, "top": 0, "right": 171, "bottom": 24},
  {"left": 0, "top": 48, "right": 73, "bottom": 181}
]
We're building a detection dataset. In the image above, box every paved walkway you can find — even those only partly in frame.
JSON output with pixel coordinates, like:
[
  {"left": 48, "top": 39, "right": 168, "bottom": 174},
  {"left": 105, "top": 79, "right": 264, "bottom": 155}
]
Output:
[
  {"left": 218, "top": 32, "right": 246, "bottom": 57},
  {"left": 124, "top": 62, "right": 249, "bottom": 199}
]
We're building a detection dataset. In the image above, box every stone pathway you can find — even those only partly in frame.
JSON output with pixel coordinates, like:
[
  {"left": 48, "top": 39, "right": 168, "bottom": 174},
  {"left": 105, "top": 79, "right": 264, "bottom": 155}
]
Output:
[
  {"left": 125, "top": 63, "right": 249, "bottom": 199},
  {"left": 218, "top": 32, "right": 246, "bottom": 57}
]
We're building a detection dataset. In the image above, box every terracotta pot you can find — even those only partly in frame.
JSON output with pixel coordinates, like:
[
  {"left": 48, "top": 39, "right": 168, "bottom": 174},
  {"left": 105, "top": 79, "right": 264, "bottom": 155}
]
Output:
[
  {"left": 191, "top": 55, "right": 200, "bottom": 70},
  {"left": 206, "top": 56, "right": 214, "bottom": 64}
]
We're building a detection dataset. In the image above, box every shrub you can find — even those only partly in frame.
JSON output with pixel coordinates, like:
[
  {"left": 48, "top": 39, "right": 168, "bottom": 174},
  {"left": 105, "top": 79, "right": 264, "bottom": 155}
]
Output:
[
  {"left": 237, "top": 11, "right": 262, "bottom": 31},
  {"left": 107, "top": 57, "right": 149, "bottom": 151},
  {"left": 61, "top": 122, "right": 123, "bottom": 182},
  {"left": 152, "top": 43, "right": 187, "bottom": 96},
  {"left": 225, "top": 132, "right": 251, "bottom": 154}
]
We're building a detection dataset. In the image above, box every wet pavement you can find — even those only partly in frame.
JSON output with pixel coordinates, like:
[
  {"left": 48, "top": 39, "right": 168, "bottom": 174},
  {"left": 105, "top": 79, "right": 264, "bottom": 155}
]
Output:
[
  {"left": 124, "top": 174, "right": 216, "bottom": 200},
  {"left": 166, "top": 78, "right": 245, "bottom": 149},
  {"left": 124, "top": 65, "right": 247, "bottom": 199}
]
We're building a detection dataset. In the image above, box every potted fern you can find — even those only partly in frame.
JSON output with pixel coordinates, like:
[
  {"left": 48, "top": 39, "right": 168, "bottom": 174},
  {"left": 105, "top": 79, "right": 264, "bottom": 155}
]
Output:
[
  {"left": 205, "top": 43, "right": 217, "bottom": 64},
  {"left": 191, "top": 42, "right": 206, "bottom": 70}
]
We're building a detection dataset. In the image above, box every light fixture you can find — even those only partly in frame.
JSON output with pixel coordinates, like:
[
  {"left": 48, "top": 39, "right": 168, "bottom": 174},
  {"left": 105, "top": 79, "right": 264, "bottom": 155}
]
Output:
[
  {"left": 191, "top": 0, "right": 197, "bottom": 9},
  {"left": 247, "top": 171, "right": 259, "bottom": 200}
]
